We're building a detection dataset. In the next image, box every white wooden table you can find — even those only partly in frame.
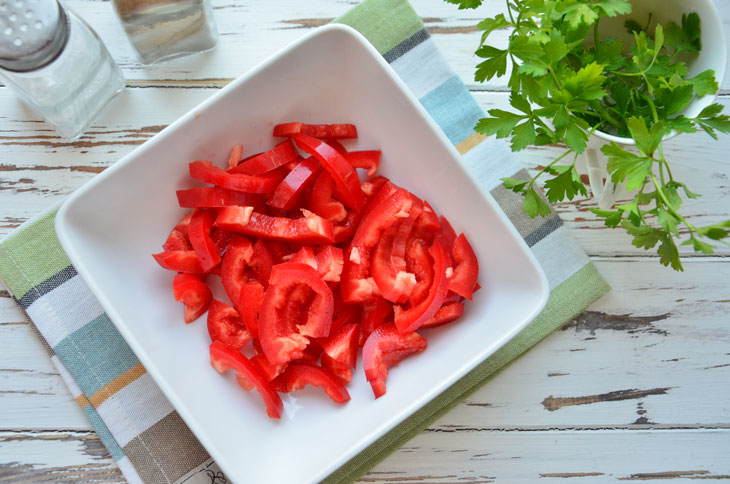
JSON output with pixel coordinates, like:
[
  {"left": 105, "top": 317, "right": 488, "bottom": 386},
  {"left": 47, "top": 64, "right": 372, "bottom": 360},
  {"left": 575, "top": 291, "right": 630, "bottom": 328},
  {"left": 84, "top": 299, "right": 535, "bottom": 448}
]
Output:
[{"left": 1, "top": 1, "right": 729, "bottom": 482}]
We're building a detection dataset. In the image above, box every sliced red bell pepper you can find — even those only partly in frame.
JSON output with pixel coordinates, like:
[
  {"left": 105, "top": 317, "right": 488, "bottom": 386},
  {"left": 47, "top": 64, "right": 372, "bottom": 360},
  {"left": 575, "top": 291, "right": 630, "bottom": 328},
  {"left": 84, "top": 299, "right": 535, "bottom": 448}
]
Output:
[
  {"left": 362, "top": 323, "right": 427, "bottom": 399},
  {"left": 247, "top": 239, "right": 274, "bottom": 286},
  {"left": 344, "top": 151, "right": 380, "bottom": 177},
  {"left": 297, "top": 340, "right": 323, "bottom": 364},
  {"left": 326, "top": 139, "right": 348, "bottom": 154},
  {"left": 210, "top": 228, "right": 233, "bottom": 257},
  {"left": 266, "top": 239, "right": 295, "bottom": 263},
  {"left": 360, "top": 296, "right": 392, "bottom": 345},
  {"left": 274, "top": 122, "right": 357, "bottom": 139},
  {"left": 215, "top": 206, "right": 335, "bottom": 244},
  {"left": 406, "top": 239, "right": 433, "bottom": 306},
  {"left": 172, "top": 273, "right": 212, "bottom": 324},
  {"left": 267, "top": 156, "right": 320, "bottom": 211},
  {"left": 315, "top": 245, "right": 343, "bottom": 282},
  {"left": 177, "top": 187, "right": 265, "bottom": 209},
  {"left": 435, "top": 215, "right": 457, "bottom": 259},
  {"left": 320, "top": 323, "right": 359, "bottom": 383},
  {"left": 308, "top": 171, "right": 347, "bottom": 223},
  {"left": 189, "top": 209, "right": 221, "bottom": 272},
  {"left": 153, "top": 250, "right": 204, "bottom": 273},
  {"left": 329, "top": 291, "right": 361, "bottom": 333},
  {"left": 227, "top": 144, "right": 244, "bottom": 169},
  {"left": 340, "top": 246, "right": 380, "bottom": 303},
  {"left": 229, "top": 140, "right": 299, "bottom": 175},
  {"left": 289, "top": 246, "right": 317, "bottom": 269},
  {"left": 162, "top": 213, "right": 192, "bottom": 251},
  {"left": 251, "top": 353, "right": 288, "bottom": 382},
  {"left": 449, "top": 234, "right": 479, "bottom": 300},
  {"left": 189, "top": 161, "right": 284, "bottom": 193},
  {"left": 238, "top": 282, "right": 264, "bottom": 339},
  {"left": 333, "top": 210, "right": 360, "bottom": 245},
  {"left": 412, "top": 201, "right": 441, "bottom": 243},
  {"left": 371, "top": 223, "right": 416, "bottom": 303},
  {"left": 420, "top": 302, "right": 465, "bottom": 329},
  {"left": 207, "top": 299, "right": 252, "bottom": 350},
  {"left": 258, "top": 263, "right": 333, "bottom": 364},
  {"left": 284, "top": 363, "right": 351, "bottom": 403},
  {"left": 221, "top": 235, "right": 253, "bottom": 308},
  {"left": 209, "top": 341, "right": 283, "bottom": 419},
  {"left": 394, "top": 240, "right": 452, "bottom": 334},
  {"left": 291, "top": 134, "right": 364, "bottom": 211}
]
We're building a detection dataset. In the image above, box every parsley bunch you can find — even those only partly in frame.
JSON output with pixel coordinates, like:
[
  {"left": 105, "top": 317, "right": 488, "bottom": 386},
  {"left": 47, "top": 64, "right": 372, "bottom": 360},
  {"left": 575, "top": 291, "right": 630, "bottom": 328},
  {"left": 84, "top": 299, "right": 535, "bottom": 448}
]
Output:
[{"left": 446, "top": 0, "right": 730, "bottom": 270}]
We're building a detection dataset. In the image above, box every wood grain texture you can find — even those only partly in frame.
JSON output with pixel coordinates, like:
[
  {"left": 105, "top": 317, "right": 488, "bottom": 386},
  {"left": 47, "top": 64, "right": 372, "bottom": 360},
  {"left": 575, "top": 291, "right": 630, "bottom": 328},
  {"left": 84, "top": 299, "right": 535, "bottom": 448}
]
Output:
[{"left": 1, "top": 0, "right": 729, "bottom": 482}]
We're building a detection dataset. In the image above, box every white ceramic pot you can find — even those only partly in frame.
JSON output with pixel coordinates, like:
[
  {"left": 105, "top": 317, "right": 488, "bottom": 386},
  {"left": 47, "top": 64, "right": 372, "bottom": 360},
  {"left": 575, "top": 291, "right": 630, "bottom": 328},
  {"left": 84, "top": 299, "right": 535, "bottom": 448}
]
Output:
[{"left": 576, "top": 0, "right": 727, "bottom": 209}]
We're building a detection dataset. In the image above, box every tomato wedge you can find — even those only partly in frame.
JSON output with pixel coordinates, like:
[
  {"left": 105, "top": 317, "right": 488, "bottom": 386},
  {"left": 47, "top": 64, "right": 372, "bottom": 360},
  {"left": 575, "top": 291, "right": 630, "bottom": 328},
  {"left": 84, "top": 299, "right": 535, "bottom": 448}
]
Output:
[
  {"left": 291, "top": 134, "right": 364, "bottom": 211},
  {"left": 362, "top": 323, "right": 427, "bottom": 398},
  {"left": 449, "top": 234, "right": 479, "bottom": 300},
  {"left": 172, "top": 273, "right": 212, "bottom": 324},
  {"left": 284, "top": 363, "right": 351, "bottom": 403},
  {"left": 274, "top": 122, "right": 357, "bottom": 139},
  {"left": 209, "top": 341, "right": 283, "bottom": 419},
  {"left": 207, "top": 299, "right": 252, "bottom": 350}
]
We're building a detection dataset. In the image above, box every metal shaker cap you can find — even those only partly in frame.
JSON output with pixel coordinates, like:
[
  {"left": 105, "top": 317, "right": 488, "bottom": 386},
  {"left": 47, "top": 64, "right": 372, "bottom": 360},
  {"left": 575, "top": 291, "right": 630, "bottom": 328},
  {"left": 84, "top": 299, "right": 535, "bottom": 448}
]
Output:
[{"left": 0, "top": 0, "right": 68, "bottom": 71}]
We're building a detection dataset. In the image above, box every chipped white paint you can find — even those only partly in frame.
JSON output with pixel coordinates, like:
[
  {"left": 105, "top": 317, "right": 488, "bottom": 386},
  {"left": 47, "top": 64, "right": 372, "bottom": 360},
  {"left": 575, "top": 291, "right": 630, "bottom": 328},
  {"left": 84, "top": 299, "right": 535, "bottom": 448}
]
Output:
[{"left": 1, "top": 0, "right": 730, "bottom": 481}]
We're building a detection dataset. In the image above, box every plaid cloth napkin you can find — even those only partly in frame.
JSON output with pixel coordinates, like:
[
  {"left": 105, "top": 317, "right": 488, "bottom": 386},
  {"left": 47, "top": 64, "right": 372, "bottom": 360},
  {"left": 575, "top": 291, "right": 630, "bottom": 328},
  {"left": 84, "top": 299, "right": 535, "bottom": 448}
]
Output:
[{"left": 0, "top": 0, "right": 610, "bottom": 482}]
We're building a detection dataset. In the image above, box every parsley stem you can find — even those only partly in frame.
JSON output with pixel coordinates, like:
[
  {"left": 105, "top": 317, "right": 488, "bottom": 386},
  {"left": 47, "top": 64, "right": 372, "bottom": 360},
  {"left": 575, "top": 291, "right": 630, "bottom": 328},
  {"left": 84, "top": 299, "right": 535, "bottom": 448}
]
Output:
[
  {"left": 650, "top": 172, "right": 697, "bottom": 233},
  {"left": 505, "top": 0, "right": 516, "bottom": 25},
  {"left": 529, "top": 148, "right": 573, "bottom": 187}
]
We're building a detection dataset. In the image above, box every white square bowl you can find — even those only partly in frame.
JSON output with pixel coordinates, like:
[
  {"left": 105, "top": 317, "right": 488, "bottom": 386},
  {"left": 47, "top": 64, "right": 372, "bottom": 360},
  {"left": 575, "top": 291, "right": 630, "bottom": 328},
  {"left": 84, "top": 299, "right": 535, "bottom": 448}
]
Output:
[{"left": 56, "top": 24, "right": 549, "bottom": 484}]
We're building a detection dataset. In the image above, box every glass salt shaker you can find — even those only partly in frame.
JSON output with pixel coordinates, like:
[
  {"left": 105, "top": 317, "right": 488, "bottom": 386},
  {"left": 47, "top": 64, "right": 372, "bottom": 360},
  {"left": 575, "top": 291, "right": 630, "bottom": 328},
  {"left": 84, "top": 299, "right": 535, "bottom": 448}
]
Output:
[
  {"left": 0, "top": 1, "right": 125, "bottom": 139},
  {"left": 112, "top": 0, "right": 218, "bottom": 65}
]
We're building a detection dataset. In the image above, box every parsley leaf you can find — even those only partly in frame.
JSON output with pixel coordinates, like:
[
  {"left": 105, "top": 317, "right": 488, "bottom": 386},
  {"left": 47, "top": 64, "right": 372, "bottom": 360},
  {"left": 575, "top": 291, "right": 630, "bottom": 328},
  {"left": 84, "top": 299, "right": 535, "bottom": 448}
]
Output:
[
  {"left": 523, "top": 187, "right": 552, "bottom": 218},
  {"left": 475, "top": 110, "right": 523, "bottom": 138},
  {"left": 442, "top": 0, "right": 482, "bottom": 9},
  {"left": 543, "top": 165, "right": 587, "bottom": 202}
]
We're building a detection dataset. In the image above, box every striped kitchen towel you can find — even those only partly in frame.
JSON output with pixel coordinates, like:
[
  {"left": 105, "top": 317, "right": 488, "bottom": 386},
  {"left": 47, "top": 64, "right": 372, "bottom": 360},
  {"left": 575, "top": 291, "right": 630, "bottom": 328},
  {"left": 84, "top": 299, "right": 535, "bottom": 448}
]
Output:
[{"left": 0, "top": 0, "right": 610, "bottom": 482}]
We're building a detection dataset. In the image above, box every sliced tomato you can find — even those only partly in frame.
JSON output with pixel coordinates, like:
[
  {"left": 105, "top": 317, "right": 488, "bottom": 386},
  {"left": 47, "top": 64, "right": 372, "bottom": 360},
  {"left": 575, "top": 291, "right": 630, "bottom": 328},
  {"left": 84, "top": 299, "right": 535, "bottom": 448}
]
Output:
[
  {"left": 229, "top": 140, "right": 299, "bottom": 175},
  {"left": 362, "top": 323, "right": 427, "bottom": 399},
  {"left": 207, "top": 299, "right": 252, "bottom": 350},
  {"left": 153, "top": 250, "right": 204, "bottom": 273},
  {"left": 189, "top": 161, "right": 285, "bottom": 193},
  {"left": 215, "top": 206, "right": 334, "bottom": 244},
  {"left": 449, "top": 234, "right": 479, "bottom": 300},
  {"left": 267, "top": 156, "right": 320, "bottom": 211},
  {"left": 177, "top": 187, "right": 264, "bottom": 209},
  {"left": 221, "top": 235, "right": 253, "bottom": 308},
  {"left": 209, "top": 341, "right": 283, "bottom": 419},
  {"left": 274, "top": 122, "right": 357, "bottom": 139},
  {"left": 284, "top": 363, "right": 351, "bottom": 403},
  {"left": 172, "top": 273, "right": 212, "bottom": 324}
]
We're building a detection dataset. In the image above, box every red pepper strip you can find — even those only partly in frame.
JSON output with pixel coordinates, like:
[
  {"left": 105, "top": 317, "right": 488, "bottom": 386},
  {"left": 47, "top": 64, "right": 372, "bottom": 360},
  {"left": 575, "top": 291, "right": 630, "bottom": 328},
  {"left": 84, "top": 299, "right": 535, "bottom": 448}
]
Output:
[
  {"left": 420, "top": 302, "right": 465, "bottom": 329},
  {"left": 259, "top": 279, "right": 310, "bottom": 365},
  {"left": 221, "top": 235, "right": 253, "bottom": 309},
  {"left": 291, "top": 134, "right": 364, "bottom": 211},
  {"left": 394, "top": 240, "right": 452, "bottom": 334},
  {"left": 153, "top": 250, "right": 204, "bottom": 273},
  {"left": 435, "top": 215, "right": 457, "bottom": 262},
  {"left": 326, "top": 139, "right": 347, "bottom": 154},
  {"left": 284, "top": 363, "right": 351, "bottom": 403},
  {"left": 274, "top": 122, "right": 358, "bottom": 139},
  {"left": 227, "top": 144, "right": 244, "bottom": 169},
  {"left": 207, "top": 299, "right": 252, "bottom": 350},
  {"left": 228, "top": 140, "right": 298, "bottom": 175},
  {"left": 412, "top": 201, "right": 441, "bottom": 243},
  {"left": 344, "top": 151, "right": 380, "bottom": 177},
  {"left": 329, "top": 296, "right": 361, "bottom": 333},
  {"left": 189, "top": 161, "right": 284, "bottom": 194},
  {"left": 267, "top": 157, "right": 321, "bottom": 211},
  {"left": 172, "top": 273, "right": 212, "bottom": 324},
  {"left": 251, "top": 353, "right": 288, "bottom": 381},
  {"left": 333, "top": 210, "right": 360, "bottom": 245},
  {"left": 209, "top": 341, "right": 283, "bottom": 419},
  {"left": 177, "top": 187, "right": 265, "bottom": 209},
  {"left": 247, "top": 239, "right": 274, "bottom": 286},
  {"left": 371, "top": 224, "right": 416, "bottom": 303},
  {"left": 267, "top": 240, "right": 294, "bottom": 263},
  {"left": 273, "top": 263, "right": 333, "bottom": 338},
  {"left": 315, "top": 245, "right": 343, "bottom": 282},
  {"left": 321, "top": 322, "right": 359, "bottom": 373},
  {"left": 238, "top": 282, "right": 264, "bottom": 339},
  {"left": 406, "top": 239, "right": 434, "bottom": 306},
  {"left": 341, "top": 246, "right": 379, "bottom": 303},
  {"left": 442, "top": 290, "right": 463, "bottom": 305},
  {"left": 290, "top": 246, "right": 317, "bottom": 269},
  {"left": 297, "top": 340, "right": 323, "bottom": 364},
  {"left": 321, "top": 354, "right": 351, "bottom": 384},
  {"left": 362, "top": 323, "right": 427, "bottom": 399},
  {"left": 189, "top": 209, "right": 221, "bottom": 272},
  {"left": 162, "top": 213, "right": 192, "bottom": 251},
  {"left": 360, "top": 296, "right": 392, "bottom": 346},
  {"left": 210, "top": 228, "right": 233, "bottom": 257},
  {"left": 308, "top": 171, "right": 347, "bottom": 223},
  {"left": 215, "top": 206, "right": 334, "bottom": 244},
  {"left": 449, "top": 234, "right": 479, "bottom": 300}
]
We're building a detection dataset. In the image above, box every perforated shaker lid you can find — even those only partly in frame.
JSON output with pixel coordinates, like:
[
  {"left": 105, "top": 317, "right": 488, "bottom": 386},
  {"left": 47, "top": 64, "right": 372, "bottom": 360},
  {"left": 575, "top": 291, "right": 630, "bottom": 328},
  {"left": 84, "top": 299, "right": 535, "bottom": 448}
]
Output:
[{"left": 0, "top": 0, "right": 68, "bottom": 71}]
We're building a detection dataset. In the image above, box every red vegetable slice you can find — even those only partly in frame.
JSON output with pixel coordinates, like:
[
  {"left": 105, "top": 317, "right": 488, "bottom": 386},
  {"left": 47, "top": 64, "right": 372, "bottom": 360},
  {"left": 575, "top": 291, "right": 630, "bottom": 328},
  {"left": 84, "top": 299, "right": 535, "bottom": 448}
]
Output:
[
  {"left": 209, "top": 341, "right": 283, "bottom": 419},
  {"left": 207, "top": 299, "right": 252, "bottom": 350},
  {"left": 284, "top": 363, "right": 351, "bottom": 403},
  {"left": 394, "top": 240, "right": 452, "bottom": 334},
  {"left": 289, "top": 246, "right": 317, "bottom": 269},
  {"left": 267, "top": 156, "right": 320, "bottom": 211},
  {"left": 215, "top": 206, "right": 334, "bottom": 244},
  {"left": 308, "top": 171, "right": 347, "bottom": 223},
  {"left": 238, "top": 282, "right": 264, "bottom": 339},
  {"left": 251, "top": 353, "right": 288, "bottom": 382},
  {"left": 315, "top": 245, "right": 344, "bottom": 282},
  {"left": 172, "top": 273, "right": 212, "bottom": 324},
  {"left": 320, "top": 323, "right": 359, "bottom": 383},
  {"left": 189, "top": 209, "right": 222, "bottom": 272},
  {"left": 362, "top": 323, "right": 427, "bottom": 399},
  {"left": 177, "top": 187, "right": 264, "bottom": 209},
  {"left": 406, "top": 239, "right": 433, "bottom": 306},
  {"left": 274, "top": 122, "right": 357, "bottom": 139},
  {"left": 189, "top": 161, "right": 284, "bottom": 193},
  {"left": 360, "top": 296, "right": 393, "bottom": 345},
  {"left": 229, "top": 140, "right": 299, "bottom": 175},
  {"left": 448, "top": 234, "right": 479, "bottom": 300},
  {"left": 435, "top": 215, "right": 457, "bottom": 259},
  {"left": 162, "top": 213, "right": 192, "bottom": 251},
  {"left": 227, "top": 144, "right": 244, "bottom": 169},
  {"left": 344, "top": 151, "right": 380, "bottom": 177},
  {"left": 247, "top": 239, "right": 274, "bottom": 286},
  {"left": 221, "top": 235, "right": 253, "bottom": 308},
  {"left": 153, "top": 250, "right": 204, "bottom": 273},
  {"left": 291, "top": 133, "right": 364, "bottom": 211},
  {"left": 420, "top": 302, "right": 465, "bottom": 329}
]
